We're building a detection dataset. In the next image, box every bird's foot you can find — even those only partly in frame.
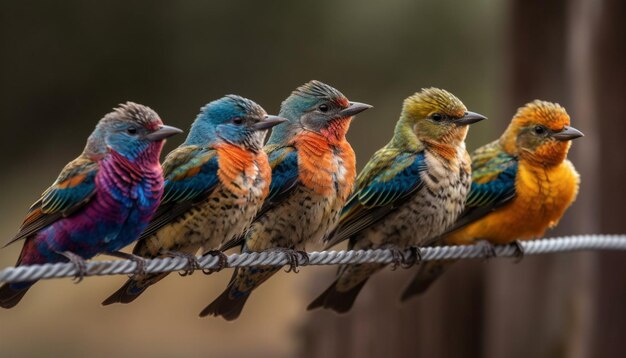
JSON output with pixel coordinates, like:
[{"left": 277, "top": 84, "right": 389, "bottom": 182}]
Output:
[
  {"left": 476, "top": 240, "right": 497, "bottom": 260},
  {"left": 384, "top": 246, "right": 406, "bottom": 271},
  {"left": 106, "top": 251, "right": 148, "bottom": 278},
  {"left": 296, "top": 250, "right": 310, "bottom": 266},
  {"left": 163, "top": 251, "right": 200, "bottom": 276},
  {"left": 201, "top": 250, "right": 228, "bottom": 275},
  {"left": 401, "top": 246, "right": 422, "bottom": 268},
  {"left": 56, "top": 251, "right": 88, "bottom": 283},
  {"left": 265, "top": 248, "right": 307, "bottom": 273},
  {"left": 512, "top": 240, "right": 525, "bottom": 263}
]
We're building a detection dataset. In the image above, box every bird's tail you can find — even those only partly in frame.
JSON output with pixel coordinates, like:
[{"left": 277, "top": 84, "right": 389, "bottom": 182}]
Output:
[
  {"left": 199, "top": 286, "right": 250, "bottom": 321},
  {"left": 0, "top": 282, "right": 33, "bottom": 309},
  {"left": 400, "top": 259, "right": 456, "bottom": 302},
  {"left": 307, "top": 263, "right": 385, "bottom": 313},
  {"left": 101, "top": 273, "right": 169, "bottom": 306},
  {"left": 307, "top": 278, "right": 368, "bottom": 314},
  {"left": 200, "top": 266, "right": 278, "bottom": 320}
]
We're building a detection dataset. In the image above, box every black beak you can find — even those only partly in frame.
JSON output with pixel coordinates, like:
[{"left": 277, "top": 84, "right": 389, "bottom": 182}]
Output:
[
  {"left": 252, "top": 115, "right": 288, "bottom": 131},
  {"left": 552, "top": 125, "right": 584, "bottom": 141},
  {"left": 145, "top": 125, "right": 183, "bottom": 141},
  {"left": 338, "top": 101, "right": 373, "bottom": 118},
  {"left": 455, "top": 111, "right": 487, "bottom": 125}
]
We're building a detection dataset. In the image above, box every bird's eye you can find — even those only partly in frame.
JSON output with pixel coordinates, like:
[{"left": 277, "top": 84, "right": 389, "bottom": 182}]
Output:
[
  {"left": 432, "top": 113, "right": 444, "bottom": 121},
  {"left": 232, "top": 117, "right": 243, "bottom": 125},
  {"left": 127, "top": 127, "right": 138, "bottom": 135},
  {"left": 534, "top": 125, "right": 547, "bottom": 135},
  {"left": 318, "top": 104, "right": 329, "bottom": 112}
]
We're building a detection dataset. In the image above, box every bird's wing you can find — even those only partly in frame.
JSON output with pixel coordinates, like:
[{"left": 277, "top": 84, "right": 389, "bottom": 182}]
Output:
[
  {"left": 249, "top": 144, "right": 299, "bottom": 219},
  {"left": 137, "top": 145, "right": 219, "bottom": 241},
  {"left": 219, "top": 145, "right": 299, "bottom": 251},
  {"left": 324, "top": 148, "right": 427, "bottom": 249},
  {"left": 4, "top": 156, "right": 99, "bottom": 247},
  {"left": 442, "top": 141, "right": 518, "bottom": 235}
]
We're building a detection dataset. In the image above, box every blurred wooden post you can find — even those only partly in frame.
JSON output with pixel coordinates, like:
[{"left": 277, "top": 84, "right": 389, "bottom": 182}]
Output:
[{"left": 587, "top": 0, "right": 626, "bottom": 356}]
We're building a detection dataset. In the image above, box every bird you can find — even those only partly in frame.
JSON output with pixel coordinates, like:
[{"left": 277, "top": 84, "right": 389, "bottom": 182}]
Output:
[
  {"left": 400, "top": 100, "right": 582, "bottom": 301},
  {"left": 0, "top": 102, "right": 182, "bottom": 308},
  {"left": 200, "top": 80, "right": 371, "bottom": 320},
  {"left": 307, "top": 88, "right": 486, "bottom": 313},
  {"left": 101, "top": 95, "right": 286, "bottom": 305}
]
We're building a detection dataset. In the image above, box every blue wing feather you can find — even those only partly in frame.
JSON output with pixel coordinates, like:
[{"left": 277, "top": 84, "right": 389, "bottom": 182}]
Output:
[
  {"left": 257, "top": 146, "right": 299, "bottom": 217},
  {"left": 467, "top": 164, "right": 517, "bottom": 207},
  {"left": 442, "top": 150, "right": 518, "bottom": 234},
  {"left": 325, "top": 151, "right": 427, "bottom": 248},
  {"left": 138, "top": 146, "right": 219, "bottom": 240}
]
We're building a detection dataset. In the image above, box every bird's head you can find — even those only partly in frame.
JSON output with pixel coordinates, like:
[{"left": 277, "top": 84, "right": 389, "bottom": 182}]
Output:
[
  {"left": 396, "top": 88, "right": 486, "bottom": 148},
  {"left": 88, "top": 102, "right": 182, "bottom": 163},
  {"left": 270, "top": 80, "right": 371, "bottom": 144},
  {"left": 189, "top": 95, "right": 286, "bottom": 151},
  {"left": 501, "top": 100, "right": 583, "bottom": 166}
]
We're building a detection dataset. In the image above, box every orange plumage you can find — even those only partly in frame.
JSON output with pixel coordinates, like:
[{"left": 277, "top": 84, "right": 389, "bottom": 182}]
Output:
[
  {"left": 295, "top": 131, "right": 355, "bottom": 199},
  {"left": 447, "top": 100, "right": 581, "bottom": 245},
  {"left": 215, "top": 142, "right": 271, "bottom": 198}
]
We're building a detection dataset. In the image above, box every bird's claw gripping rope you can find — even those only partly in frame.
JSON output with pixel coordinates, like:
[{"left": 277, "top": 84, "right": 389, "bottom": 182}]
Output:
[
  {"left": 263, "top": 248, "right": 308, "bottom": 273},
  {"left": 401, "top": 246, "right": 422, "bottom": 268},
  {"left": 512, "top": 240, "right": 525, "bottom": 263},
  {"left": 106, "top": 251, "right": 148, "bottom": 278},
  {"left": 386, "top": 246, "right": 407, "bottom": 270},
  {"left": 56, "top": 251, "right": 88, "bottom": 283},
  {"left": 163, "top": 251, "right": 200, "bottom": 276},
  {"left": 202, "top": 250, "right": 228, "bottom": 274},
  {"left": 296, "top": 250, "right": 310, "bottom": 266},
  {"left": 476, "top": 240, "right": 497, "bottom": 260}
]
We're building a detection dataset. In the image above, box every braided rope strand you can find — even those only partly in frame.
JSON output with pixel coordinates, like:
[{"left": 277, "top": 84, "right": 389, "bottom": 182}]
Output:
[{"left": 1, "top": 234, "right": 624, "bottom": 284}]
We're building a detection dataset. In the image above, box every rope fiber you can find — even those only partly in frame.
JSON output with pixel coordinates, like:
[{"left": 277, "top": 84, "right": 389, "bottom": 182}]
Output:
[{"left": 1, "top": 234, "right": 625, "bottom": 284}]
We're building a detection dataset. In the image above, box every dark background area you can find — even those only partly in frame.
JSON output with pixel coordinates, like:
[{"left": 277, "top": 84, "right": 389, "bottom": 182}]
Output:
[{"left": 0, "top": 0, "right": 624, "bottom": 357}]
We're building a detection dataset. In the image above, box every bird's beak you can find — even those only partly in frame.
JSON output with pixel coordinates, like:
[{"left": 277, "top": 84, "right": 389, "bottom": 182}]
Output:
[
  {"left": 455, "top": 111, "right": 487, "bottom": 125},
  {"left": 552, "top": 125, "right": 584, "bottom": 141},
  {"left": 252, "top": 115, "right": 288, "bottom": 131},
  {"left": 338, "top": 101, "right": 373, "bottom": 118},
  {"left": 145, "top": 125, "right": 183, "bottom": 141}
]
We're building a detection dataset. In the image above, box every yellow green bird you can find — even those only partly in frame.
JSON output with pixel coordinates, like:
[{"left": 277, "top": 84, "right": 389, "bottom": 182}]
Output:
[{"left": 308, "top": 88, "right": 486, "bottom": 313}]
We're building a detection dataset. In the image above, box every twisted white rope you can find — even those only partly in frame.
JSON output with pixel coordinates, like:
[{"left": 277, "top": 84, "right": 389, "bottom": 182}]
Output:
[{"left": 1, "top": 234, "right": 624, "bottom": 284}]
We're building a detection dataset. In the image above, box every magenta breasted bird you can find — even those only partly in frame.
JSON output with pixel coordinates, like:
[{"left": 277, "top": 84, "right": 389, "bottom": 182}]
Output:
[
  {"left": 307, "top": 88, "right": 486, "bottom": 313},
  {"left": 101, "top": 95, "right": 287, "bottom": 305},
  {"left": 200, "top": 80, "right": 371, "bottom": 320},
  {"left": 0, "top": 103, "right": 181, "bottom": 308}
]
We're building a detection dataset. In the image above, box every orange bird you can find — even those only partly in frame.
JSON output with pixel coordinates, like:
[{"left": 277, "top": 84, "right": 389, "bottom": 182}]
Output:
[{"left": 401, "top": 100, "right": 583, "bottom": 301}]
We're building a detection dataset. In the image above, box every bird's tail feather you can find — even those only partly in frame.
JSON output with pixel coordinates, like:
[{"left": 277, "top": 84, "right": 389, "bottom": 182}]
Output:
[
  {"left": 101, "top": 273, "right": 168, "bottom": 306},
  {"left": 199, "top": 288, "right": 250, "bottom": 321},
  {"left": 200, "top": 265, "right": 281, "bottom": 320},
  {"left": 307, "top": 278, "right": 368, "bottom": 314},
  {"left": 0, "top": 282, "right": 32, "bottom": 309},
  {"left": 400, "top": 259, "right": 455, "bottom": 302},
  {"left": 308, "top": 262, "right": 389, "bottom": 313}
]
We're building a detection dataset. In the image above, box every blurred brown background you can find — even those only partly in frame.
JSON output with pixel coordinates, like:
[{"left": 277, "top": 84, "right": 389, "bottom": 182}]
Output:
[{"left": 0, "top": 0, "right": 624, "bottom": 357}]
